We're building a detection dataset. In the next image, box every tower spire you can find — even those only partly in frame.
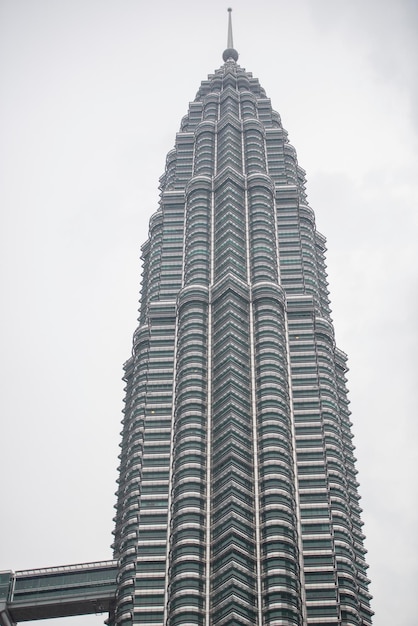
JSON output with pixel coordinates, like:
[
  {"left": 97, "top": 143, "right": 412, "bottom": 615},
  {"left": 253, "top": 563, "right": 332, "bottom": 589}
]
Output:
[{"left": 222, "top": 7, "right": 239, "bottom": 62}]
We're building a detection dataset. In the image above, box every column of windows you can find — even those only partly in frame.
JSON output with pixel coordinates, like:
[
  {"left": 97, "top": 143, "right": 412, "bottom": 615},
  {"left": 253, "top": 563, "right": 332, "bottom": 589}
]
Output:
[
  {"left": 247, "top": 178, "right": 277, "bottom": 283},
  {"left": 183, "top": 181, "right": 212, "bottom": 286},
  {"left": 133, "top": 311, "right": 176, "bottom": 625},
  {"left": 288, "top": 310, "right": 338, "bottom": 625},
  {"left": 210, "top": 282, "right": 257, "bottom": 626},
  {"left": 244, "top": 122, "right": 266, "bottom": 175},
  {"left": 165, "top": 87, "right": 216, "bottom": 624},
  {"left": 253, "top": 286, "right": 302, "bottom": 626},
  {"left": 210, "top": 92, "right": 259, "bottom": 623},
  {"left": 194, "top": 125, "right": 215, "bottom": 178},
  {"left": 213, "top": 175, "right": 246, "bottom": 282},
  {"left": 168, "top": 292, "right": 208, "bottom": 626},
  {"left": 157, "top": 200, "right": 188, "bottom": 301},
  {"left": 217, "top": 118, "right": 243, "bottom": 173}
]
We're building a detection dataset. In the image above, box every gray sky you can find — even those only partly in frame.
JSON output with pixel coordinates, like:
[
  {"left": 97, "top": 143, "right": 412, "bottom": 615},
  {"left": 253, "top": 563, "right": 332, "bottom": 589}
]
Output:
[{"left": 1, "top": 1, "right": 417, "bottom": 625}]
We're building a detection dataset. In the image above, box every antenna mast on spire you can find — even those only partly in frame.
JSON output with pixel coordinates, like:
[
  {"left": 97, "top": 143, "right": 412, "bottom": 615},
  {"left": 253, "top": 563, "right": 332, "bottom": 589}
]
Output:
[
  {"left": 222, "top": 8, "right": 239, "bottom": 62},
  {"left": 227, "top": 7, "right": 234, "bottom": 49}
]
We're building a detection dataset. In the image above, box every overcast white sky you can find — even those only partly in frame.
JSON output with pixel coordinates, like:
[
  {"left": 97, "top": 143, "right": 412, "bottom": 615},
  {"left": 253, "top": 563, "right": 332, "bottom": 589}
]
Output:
[{"left": 1, "top": 1, "right": 417, "bottom": 625}]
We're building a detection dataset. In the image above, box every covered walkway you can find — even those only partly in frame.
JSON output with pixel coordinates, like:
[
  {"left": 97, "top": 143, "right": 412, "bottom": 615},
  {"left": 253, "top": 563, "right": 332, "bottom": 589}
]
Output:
[{"left": 0, "top": 560, "right": 117, "bottom": 625}]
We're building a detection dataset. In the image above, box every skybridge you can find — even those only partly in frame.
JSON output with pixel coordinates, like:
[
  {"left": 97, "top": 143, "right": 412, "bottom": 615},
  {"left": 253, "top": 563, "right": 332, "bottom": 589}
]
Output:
[{"left": 0, "top": 560, "right": 117, "bottom": 625}]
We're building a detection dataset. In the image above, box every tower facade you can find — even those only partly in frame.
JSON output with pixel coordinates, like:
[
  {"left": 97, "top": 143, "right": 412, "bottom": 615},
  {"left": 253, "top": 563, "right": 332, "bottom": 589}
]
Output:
[{"left": 112, "top": 25, "right": 373, "bottom": 626}]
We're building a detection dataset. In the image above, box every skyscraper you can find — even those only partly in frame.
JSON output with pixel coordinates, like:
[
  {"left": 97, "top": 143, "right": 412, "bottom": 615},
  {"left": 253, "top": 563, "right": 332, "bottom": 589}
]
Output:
[{"left": 112, "top": 9, "right": 372, "bottom": 626}]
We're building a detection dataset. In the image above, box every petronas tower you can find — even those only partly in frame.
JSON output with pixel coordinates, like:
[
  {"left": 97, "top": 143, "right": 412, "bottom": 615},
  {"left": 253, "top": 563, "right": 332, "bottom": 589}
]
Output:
[{"left": 111, "top": 11, "right": 373, "bottom": 626}]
